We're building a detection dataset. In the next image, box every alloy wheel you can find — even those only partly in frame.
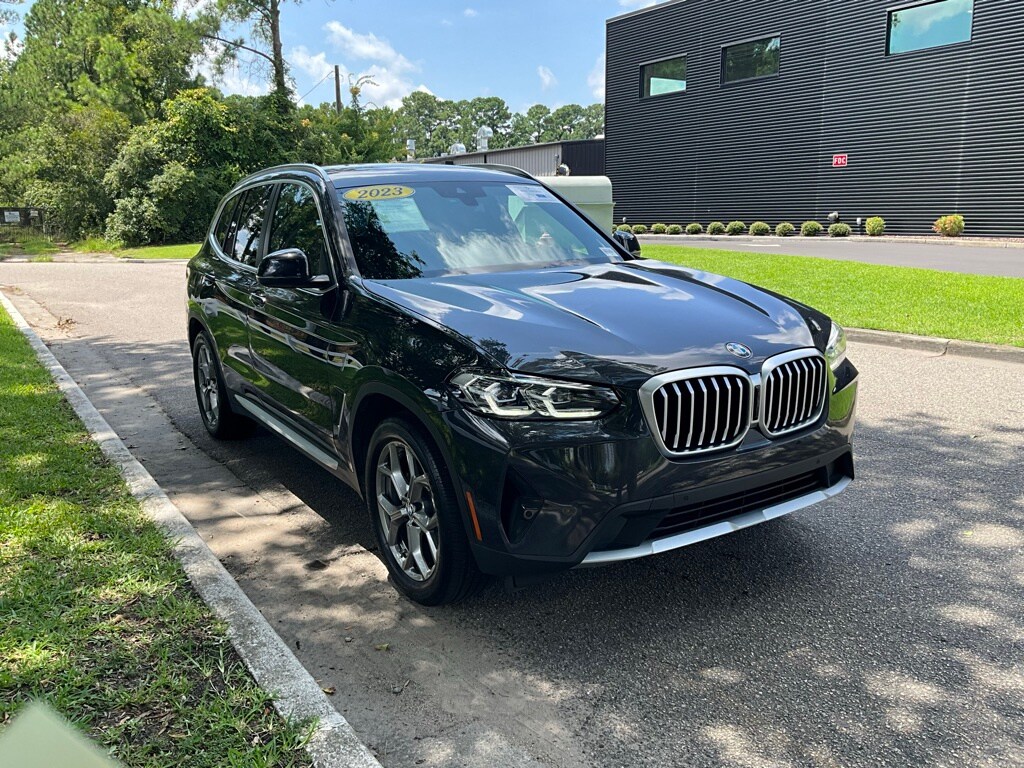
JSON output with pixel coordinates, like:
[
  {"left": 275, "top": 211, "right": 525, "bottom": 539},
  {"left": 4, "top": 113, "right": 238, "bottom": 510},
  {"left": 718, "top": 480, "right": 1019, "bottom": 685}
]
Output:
[
  {"left": 375, "top": 439, "right": 440, "bottom": 582},
  {"left": 195, "top": 341, "right": 220, "bottom": 428}
]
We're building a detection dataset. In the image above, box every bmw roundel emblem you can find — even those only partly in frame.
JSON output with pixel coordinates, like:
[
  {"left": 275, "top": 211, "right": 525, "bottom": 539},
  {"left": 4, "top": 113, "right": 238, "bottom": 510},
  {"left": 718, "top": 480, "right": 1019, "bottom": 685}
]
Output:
[{"left": 725, "top": 342, "right": 753, "bottom": 359}]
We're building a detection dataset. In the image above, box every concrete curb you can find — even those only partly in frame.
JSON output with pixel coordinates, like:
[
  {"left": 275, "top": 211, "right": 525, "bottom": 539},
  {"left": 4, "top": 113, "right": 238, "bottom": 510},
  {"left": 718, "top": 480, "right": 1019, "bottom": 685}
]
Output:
[
  {"left": 636, "top": 233, "right": 1024, "bottom": 249},
  {"left": 0, "top": 290, "right": 381, "bottom": 768},
  {"left": 847, "top": 327, "right": 1024, "bottom": 365}
]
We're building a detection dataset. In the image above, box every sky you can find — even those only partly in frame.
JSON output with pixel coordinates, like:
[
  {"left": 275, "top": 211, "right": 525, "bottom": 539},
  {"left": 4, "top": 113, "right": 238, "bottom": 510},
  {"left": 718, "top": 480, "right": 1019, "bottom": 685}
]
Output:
[{"left": 5, "top": 0, "right": 674, "bottom": 111}]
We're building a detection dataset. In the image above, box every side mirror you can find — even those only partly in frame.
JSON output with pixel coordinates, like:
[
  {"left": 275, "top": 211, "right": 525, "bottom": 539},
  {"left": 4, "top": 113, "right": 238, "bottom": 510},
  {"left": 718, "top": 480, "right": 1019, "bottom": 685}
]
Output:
[
  {"left": 612, "top": 230, "right": 642, "bottom": 257},
  {"left": 257, "top": 248, "right": 329, "bottom": 288}
]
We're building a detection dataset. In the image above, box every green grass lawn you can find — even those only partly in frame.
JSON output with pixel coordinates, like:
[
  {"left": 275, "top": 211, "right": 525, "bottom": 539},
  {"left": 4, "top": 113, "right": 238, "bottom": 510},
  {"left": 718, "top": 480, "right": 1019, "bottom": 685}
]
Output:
[
  {"left": 72, "top": 239, "right": 200, "bottom": 260},
  {"left": 0, "top": 307, "right": 313, "bottom": 767},
  {"left": 645, "top": 245, "right": 1024, "bottom": 348},
  {"left": 119, "top": 243, "right": 200, "bottom": 259}
]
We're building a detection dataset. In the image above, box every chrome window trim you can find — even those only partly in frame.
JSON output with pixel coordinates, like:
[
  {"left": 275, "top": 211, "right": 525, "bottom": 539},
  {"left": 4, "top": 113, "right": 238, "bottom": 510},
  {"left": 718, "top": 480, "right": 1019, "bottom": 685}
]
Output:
[
  {"left": 208, "top": 178, "right": 339, "bottom": 291},
  {"left": 208, "top": 179, "right": 276, "bottom": 273},
  {"left": 638, "top": 365, "right": 754, "bottom": 458},
  {"left": 758, "top": 347, "right": 828, "bottom": 438}
]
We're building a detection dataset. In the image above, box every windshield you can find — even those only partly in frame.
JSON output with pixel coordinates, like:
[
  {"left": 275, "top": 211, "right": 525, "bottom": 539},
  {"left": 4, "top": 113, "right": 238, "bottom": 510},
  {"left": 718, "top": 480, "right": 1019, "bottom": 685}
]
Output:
[{"left": 337, "top": 180, "right": 621, "bottom": 280}]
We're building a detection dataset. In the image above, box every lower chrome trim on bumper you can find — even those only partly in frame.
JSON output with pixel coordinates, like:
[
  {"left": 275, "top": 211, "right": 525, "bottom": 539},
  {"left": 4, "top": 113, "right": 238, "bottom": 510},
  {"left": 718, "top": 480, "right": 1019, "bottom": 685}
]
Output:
[{"left": 578, "top": 475, "right": 852, "bottom": 566}]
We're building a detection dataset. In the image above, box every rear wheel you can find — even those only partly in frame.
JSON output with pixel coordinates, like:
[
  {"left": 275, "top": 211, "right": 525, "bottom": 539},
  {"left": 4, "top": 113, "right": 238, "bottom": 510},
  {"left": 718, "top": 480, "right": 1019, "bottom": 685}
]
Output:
[
  {"left": 365, "top": 418, "right": 483, "bottom": 605},
  {"left": 191, "top": 332, "right": 253, "bottom": 439}
]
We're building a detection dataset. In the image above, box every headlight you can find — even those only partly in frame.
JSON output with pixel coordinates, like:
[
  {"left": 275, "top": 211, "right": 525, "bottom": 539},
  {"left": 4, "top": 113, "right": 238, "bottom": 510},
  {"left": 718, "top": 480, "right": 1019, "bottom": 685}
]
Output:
[
  {"left": 825, "top": 322, "right": 847, "bottom": 369},
  {"left": 450, "top": 372, "right": 620, "bottom": 420}
]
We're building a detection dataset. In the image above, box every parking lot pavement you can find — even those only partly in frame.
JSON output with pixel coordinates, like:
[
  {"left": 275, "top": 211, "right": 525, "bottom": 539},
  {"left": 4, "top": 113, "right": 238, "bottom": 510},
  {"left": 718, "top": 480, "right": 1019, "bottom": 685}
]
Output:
[{"left": 3, "top": 260, "right": 1023, "bottom": 768}]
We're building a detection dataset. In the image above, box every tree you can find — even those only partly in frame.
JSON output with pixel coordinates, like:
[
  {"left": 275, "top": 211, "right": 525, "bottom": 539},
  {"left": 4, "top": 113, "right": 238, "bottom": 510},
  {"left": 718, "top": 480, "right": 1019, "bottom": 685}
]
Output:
[
  {"left": 542, "top": 104, "right": 604, "bottom": 142},
  {"left": 2, "top": 0, "right": 206, "bottom": 125},
  {"left": 508, "top": 104, "right": 551, "bottom": 146},
  {"left": 16, "top": 106, "right": 131, "bottom": 237},
  {"left": 456, "top": 97, "right": 513, "bottom": 150},
  {"left": 0, "top": 0, "right": 18, "bottom": 24},
  {"left": 199, "top": 0, "right": 329, "bottom": 107}
]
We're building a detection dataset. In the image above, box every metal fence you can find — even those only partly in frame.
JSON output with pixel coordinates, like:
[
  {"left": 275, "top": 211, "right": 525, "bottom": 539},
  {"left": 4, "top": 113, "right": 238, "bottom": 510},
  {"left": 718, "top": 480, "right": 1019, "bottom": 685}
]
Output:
[{"left": 0, "top": 207, "right": 51, "bottom": 240}]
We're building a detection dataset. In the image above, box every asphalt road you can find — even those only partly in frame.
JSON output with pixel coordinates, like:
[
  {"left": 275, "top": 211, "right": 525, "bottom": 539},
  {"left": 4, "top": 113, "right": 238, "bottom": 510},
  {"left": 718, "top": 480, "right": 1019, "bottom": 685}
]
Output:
[
  {"left": 640, "top": 235, "right": 1024, "bottom": 278},
  {"left": 3, "top": 260, "right": 1023, "bottom": 768}
]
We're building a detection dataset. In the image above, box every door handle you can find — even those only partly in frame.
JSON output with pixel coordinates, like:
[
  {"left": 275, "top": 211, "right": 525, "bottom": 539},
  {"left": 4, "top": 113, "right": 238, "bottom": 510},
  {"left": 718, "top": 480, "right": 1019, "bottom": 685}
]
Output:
[{"left": 251, "top": 292, "right": 266, "bottom": 308}]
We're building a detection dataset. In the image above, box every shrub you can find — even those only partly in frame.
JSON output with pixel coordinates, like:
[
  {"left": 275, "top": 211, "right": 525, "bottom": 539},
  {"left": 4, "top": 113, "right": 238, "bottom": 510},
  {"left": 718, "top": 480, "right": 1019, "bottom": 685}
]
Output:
[
  {"left": 829, "top": 223, "right": 852, "bottom": 238},
  {"left": 865, "top": 216, "right": 886, "bottom": 236},
  {"left": 801, "top": 221, "right": 823, "bottom": 237},
  {"left": 684, "top": 223, "right": 703, "bottom": 235},
  {"left": 775, "top": 222, "right": 795, "bottom": 237},
  {"left": 707, "top": 221, "right": 726, "bottom": 235},
  {"left": 616, "top": 224, "right": 632, "bottom": 232},
  {"left": 667, "top": 224, "right": 684, "bottom": 235},
  {"left": 726, "top": 221, "right": 746, "bottom": 235},
  {"left": 749, "top": 221, "right": 771, "bottom": 236},
  {"left": 104, "top": 194, "right": 160, "bottom": 247},
  {"left": 651, "top": 223, "right": 668, "bottom": 234},
  {"left": 933, "top": 214, "right": 965, "bottom": 237},
  {"left": 631, "top": 224, "right": 649, "bottom": 235}
]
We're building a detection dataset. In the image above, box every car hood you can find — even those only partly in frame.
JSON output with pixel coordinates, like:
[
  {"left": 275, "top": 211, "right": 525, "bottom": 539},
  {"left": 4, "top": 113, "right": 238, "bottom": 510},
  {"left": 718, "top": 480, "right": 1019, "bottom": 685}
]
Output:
[{"left": 364, "top": 260, "right": 831, "bottom": 387}]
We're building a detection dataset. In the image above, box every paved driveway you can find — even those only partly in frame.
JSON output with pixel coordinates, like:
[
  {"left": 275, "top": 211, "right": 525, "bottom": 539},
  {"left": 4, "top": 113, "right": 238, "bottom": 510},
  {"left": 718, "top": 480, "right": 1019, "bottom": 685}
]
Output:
[{"left": 3, "top": 260, "right": 1023, "bottom": 768}]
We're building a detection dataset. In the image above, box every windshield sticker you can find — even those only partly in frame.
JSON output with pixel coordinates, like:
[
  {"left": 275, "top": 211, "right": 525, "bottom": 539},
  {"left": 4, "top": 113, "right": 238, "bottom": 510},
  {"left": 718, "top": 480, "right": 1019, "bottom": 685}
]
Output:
[
  {"left": 371, "top": 198, "right": 429, "bottom": 232},
  {"left": 342, "top": 185, "right": 415, "bottom": 202},
  {"left": 600, "top": 246, "right": 619, "bottom": 259},
  {"left": 507, "top": 184, "right": 558, "bottom": 204}
]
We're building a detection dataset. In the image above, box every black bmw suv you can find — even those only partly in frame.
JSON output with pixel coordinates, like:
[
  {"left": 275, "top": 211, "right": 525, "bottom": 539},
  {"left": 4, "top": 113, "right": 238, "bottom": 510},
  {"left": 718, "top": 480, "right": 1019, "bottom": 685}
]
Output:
[{"left": 187, "top": 163, "right": 858, "bottom": 605}]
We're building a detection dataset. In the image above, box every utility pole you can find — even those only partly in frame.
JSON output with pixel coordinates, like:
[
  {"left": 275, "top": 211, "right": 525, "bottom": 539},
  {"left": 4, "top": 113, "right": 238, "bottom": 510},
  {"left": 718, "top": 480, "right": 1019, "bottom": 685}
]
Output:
[{"left": 334, "top": 65, "right": 342, "bottom": 115}]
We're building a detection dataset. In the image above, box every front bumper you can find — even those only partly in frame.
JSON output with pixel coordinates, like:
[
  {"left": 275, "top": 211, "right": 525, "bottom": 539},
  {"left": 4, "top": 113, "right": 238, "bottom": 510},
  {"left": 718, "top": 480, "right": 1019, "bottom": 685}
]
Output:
[{"left": 443, "top": 360, "right": 858, "bottom": 577}]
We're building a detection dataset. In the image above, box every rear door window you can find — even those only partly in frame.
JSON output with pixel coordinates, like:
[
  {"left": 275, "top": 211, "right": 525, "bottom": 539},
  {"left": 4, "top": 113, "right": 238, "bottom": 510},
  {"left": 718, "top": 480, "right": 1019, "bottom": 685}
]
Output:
[
  {"left": 214, "top": 193, "right": 240, "bottom": 253},
  {"left": 230, "top": 185, "right": 273, "bottom": 268},
  {"left": 267, "top": 184, "right": 331, "bottom": 277}
]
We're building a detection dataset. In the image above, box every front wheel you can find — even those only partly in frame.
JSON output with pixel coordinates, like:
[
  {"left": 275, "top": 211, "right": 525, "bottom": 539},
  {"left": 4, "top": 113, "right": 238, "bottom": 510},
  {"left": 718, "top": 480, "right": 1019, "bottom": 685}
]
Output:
[{"left": 365, "top": 418, "right": 483, "bottom": 605}]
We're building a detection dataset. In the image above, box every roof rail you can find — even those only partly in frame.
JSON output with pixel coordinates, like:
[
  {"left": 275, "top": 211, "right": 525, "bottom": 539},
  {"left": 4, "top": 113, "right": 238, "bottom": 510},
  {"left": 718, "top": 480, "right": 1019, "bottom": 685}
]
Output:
[
  {"left": 457, "top": 163, "right": 538, "bottom": 182},
  {"left": 235, "top": 162, "right": 332, "bottom": 188}
]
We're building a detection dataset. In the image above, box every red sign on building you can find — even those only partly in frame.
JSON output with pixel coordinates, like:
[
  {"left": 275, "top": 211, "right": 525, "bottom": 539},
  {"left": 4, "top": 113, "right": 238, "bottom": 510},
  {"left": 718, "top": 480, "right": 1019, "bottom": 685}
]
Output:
[{"left": 832, "top": 154, "right": 849, "bottom": 168}]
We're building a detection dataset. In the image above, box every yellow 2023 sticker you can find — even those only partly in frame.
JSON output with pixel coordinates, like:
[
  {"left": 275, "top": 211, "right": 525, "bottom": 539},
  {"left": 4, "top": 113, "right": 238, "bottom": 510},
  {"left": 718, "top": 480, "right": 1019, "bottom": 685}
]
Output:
[{"left": 342, "top": 185, "right": 415, "bottom": 202}]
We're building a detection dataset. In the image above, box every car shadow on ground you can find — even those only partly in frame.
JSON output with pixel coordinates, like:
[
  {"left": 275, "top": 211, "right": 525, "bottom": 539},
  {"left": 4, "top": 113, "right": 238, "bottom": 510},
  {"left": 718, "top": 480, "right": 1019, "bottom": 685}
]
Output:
[{"left": 55, "top": 332, "right": 1024, "bottom": 768}]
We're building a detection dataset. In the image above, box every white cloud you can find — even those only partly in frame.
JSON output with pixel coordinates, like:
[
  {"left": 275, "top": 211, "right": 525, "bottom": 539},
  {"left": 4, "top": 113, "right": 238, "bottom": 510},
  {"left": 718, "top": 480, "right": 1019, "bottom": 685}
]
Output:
[
  {"left": 897, "top": 0, "right": 972, "bottom": 34},
  {"left": 360, "top": 66, "right": 432, "bottom": 108},
  {"left": 322, "top": 22, "right": 430, "bottom": 108},
  {"left": 441, "top": 18, "right": 453, "bottom": 26},
  {"left": 173, "top": 0, "right": 216, "bottom": 17},
  {"left": 325, "top": 21, "right": 414, "bottom": 73},
  {"left": 463, "top": 8, "right": 478, "bottom": 17},
  {"left": 588, "top": 54, "right": 605, "bottom": 101},
  {"left": 291, "top": 46, "right": 333, "bottom": 81},
  {"left": 192, "top": 40, "right": 268, "bottom": 98},
  {"left": 212, "top": 62, "right": 267, "bottom": 97},
  {"left": 537, "top": 65, "right": 557, "bottom": 91}
]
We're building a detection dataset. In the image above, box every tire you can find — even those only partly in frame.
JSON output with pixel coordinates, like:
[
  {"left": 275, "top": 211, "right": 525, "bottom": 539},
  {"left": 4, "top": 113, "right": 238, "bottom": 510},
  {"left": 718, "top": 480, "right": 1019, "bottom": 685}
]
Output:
[
  {"left": 191, "top": 331, "right": 254, "bottom": 440},
  {"left": 365, "top": 417, "right": 483, "bottom": 606}
]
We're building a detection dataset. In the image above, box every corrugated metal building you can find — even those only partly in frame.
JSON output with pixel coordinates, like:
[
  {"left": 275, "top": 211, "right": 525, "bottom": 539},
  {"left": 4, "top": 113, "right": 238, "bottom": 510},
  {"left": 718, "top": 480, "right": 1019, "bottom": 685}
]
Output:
[
  {"left": 422, "top": 139, "right": 604, "bottom": 178},
  {"left": 605, "top": 0, "right": 1024, "bottom": 236}
]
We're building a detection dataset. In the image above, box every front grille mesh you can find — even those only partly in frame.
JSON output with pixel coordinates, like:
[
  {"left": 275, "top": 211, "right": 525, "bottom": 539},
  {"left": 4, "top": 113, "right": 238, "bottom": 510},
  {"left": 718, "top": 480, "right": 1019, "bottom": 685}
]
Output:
[
  {"left": 761, "top": 355, "right": 828, "bottom": 436},
  {"left": 651, "top": 373, "right": 751, "bottom": 453}
]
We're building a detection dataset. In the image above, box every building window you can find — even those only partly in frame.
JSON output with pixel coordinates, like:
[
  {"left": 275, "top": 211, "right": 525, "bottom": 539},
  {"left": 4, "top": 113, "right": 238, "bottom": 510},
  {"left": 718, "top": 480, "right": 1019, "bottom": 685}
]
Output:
[
  {"left": 721, "top": 36, "right": 780, "bottom": 84},
  {"left": 887, "top": 0, "right": 974, "bottom": 55},
  {"left": 641, "top": 57, "right": 687, "bottom": 98}
]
